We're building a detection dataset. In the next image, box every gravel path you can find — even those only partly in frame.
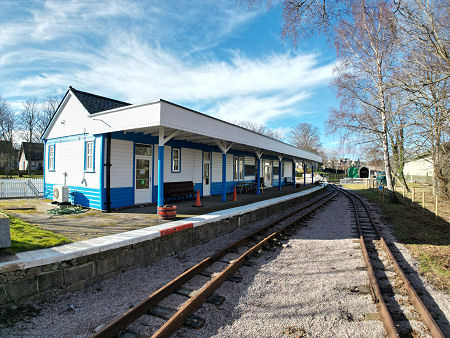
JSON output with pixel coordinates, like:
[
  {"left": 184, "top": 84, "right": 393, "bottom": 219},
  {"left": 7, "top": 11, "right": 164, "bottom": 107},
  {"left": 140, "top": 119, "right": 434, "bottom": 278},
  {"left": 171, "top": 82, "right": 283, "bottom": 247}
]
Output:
[
  {"left": 1, "top": 190, "right": 448, "bottom": 337},
  {"left": 169, "top": 193, "right": 386, "bottom": 337}
]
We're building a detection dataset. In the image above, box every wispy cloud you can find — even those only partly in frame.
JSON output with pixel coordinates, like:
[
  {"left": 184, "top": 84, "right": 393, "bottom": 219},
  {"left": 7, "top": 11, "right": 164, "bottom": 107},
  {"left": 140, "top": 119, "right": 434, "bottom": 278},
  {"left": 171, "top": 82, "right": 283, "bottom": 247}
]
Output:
[{"left": 0, "top": 0, "right": 335, "bottom": 130}]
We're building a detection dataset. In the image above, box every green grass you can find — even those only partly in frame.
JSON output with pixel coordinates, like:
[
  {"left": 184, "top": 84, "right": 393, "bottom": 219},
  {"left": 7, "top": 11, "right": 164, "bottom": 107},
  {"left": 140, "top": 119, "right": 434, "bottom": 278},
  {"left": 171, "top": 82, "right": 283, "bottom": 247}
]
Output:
[
  {"left": 6, "top": 213, "right": 71, "bottom": 253},
  {"left": 342, "top": 184, "right": 450, "bottom": 293}
]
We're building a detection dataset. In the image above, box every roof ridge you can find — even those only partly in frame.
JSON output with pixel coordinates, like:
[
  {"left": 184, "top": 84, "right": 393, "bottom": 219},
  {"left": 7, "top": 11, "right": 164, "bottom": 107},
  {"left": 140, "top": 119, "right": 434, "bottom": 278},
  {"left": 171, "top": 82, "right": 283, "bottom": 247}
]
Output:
[{"left": 69, "top": 86, "right": 131, "bottom": 106}]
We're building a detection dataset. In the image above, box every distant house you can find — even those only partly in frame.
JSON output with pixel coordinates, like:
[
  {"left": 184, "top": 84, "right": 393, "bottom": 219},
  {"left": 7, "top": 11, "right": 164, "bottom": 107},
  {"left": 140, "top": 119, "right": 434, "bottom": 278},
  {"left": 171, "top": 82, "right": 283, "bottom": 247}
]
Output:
[
  {"left": 18, "top": 142, "right": 44, "bottom": 172},
  {"left": 0, "top": 140, "right": 16, "bottom": 172},
  {"left": 403, "top": 153, "right": 433, "bottom": 184}
]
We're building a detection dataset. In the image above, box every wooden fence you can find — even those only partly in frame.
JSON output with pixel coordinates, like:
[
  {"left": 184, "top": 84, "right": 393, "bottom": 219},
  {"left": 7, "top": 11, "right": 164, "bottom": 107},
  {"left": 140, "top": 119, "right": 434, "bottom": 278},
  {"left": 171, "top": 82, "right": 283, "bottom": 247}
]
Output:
[
  {"left": 0, "top": 178, "right": 44, "bottom": 198},
  {"left": 365, "top": 178, "right": 442, "bottom": 217}
]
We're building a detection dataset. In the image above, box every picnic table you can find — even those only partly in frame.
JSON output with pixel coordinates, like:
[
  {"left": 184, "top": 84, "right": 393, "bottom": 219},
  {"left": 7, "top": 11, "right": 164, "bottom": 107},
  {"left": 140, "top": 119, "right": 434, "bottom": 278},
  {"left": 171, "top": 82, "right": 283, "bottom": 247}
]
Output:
[{"left": 236, "top": 181, "right": 265, "bottom": 193}]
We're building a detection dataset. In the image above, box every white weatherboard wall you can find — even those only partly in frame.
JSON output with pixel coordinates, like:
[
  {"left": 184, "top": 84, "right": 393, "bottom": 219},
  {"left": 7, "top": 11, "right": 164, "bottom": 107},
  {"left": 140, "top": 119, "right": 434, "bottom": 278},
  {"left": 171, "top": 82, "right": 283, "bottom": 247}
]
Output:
[
  {"left": 110, "top": 139, "right": 133, "bottom": 188},
  {"left": 46, "top": 93, "right": 92, "bottom": 139},
  {"left": 18, "top": 152, "right": 26, "bottom": 171},
  {"left": 284, "top": 161, "right": 292, "bottom": 178},
  {"left": 404, "top": 158, "right": 433, "bottom": 177},
  {"left": 163, "top": 147, "right": 202, "bottom": 183},
  {"left": 227, "top": 154, "right": 233, "bottom": 181},
  {"left": 45, "top": 137, "right": 100, "bottom": 189},
  {"left": 212, "top": 152, "right": 222, "bottom": 183}
]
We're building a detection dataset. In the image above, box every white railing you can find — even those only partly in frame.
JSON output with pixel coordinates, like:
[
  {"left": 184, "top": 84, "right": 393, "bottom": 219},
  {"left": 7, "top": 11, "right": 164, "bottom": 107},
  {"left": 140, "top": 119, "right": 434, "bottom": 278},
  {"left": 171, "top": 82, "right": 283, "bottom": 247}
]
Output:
[{"left": 0, "top": 178, "right": 44, "bottom": 198}]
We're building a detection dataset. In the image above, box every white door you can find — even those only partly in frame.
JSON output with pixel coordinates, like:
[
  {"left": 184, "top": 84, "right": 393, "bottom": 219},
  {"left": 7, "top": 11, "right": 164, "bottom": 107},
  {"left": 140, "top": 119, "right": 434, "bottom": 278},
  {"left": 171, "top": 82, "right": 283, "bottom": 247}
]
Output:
[
  {"left": 203, "top": 152, "right": 211, "bottom": 196},
  {"left": 264, "top": 160, "right": 272, "bottom": 187},
  {"left": 134, "top": 144, "right": 152, "bottom": 204}
]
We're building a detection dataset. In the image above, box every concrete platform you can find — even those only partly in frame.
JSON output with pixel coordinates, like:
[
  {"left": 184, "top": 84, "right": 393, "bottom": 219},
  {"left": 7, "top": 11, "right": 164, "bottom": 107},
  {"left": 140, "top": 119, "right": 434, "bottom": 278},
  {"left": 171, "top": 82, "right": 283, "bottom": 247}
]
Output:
[
  {"left": 0, "top": 184, "right": 325, "bottom": 308},
  {"left": 0, "top": 184, "right": 318, "bottom": 242}
]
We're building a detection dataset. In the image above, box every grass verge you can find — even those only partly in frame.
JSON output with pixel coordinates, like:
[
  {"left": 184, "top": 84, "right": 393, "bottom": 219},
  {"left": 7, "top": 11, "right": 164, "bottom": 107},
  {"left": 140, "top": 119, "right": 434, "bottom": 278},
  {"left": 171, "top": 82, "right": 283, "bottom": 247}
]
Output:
[
  {"left": 4, "top": 213, "right": 71, "bottom": 253},
  {"left": 342, "top": 184, "right": 449, "bottom": 293}
]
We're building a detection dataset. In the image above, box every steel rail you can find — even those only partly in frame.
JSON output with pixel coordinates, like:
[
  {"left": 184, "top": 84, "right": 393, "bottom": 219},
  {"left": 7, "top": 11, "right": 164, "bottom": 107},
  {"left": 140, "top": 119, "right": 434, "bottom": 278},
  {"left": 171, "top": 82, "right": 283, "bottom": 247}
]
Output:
[
  {"left": 343, "top": 189, "right": 444, "bottom": 338},
  {"left": 152, "top": 190, "right": 339, "bottom": 337},
  {"left": 340, "top": 188, "right": 399, "bottom": 338},
  {"left": 92, "top": 186, "right": 336, "bottom": 338}
]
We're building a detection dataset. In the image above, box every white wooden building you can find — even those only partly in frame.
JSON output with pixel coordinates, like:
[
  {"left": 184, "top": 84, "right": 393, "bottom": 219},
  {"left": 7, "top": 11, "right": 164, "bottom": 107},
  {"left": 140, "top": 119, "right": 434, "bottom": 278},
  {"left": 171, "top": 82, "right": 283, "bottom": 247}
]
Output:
[{"left": 42, "top": 87, "right": 321, "bottom": 211}]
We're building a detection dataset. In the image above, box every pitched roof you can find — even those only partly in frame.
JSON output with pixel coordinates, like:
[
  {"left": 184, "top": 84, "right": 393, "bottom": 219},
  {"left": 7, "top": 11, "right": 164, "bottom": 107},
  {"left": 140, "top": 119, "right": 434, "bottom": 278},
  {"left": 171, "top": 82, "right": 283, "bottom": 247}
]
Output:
[
  {"left": 20, "top": 142, "right": 44, "bottom": 161},
  {"left": 70, "top": 86, "right": 131, "bottom": 114}
]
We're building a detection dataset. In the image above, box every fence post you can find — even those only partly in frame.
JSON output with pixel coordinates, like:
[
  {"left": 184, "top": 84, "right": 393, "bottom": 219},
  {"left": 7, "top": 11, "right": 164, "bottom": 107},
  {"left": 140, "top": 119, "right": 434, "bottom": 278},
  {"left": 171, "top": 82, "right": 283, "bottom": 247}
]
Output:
[
  {"left": 412, "top": 188, "right": 415, "bottom": 203},
  {"left": 422, "top": 190, "right": 425, "bottom": 211}
]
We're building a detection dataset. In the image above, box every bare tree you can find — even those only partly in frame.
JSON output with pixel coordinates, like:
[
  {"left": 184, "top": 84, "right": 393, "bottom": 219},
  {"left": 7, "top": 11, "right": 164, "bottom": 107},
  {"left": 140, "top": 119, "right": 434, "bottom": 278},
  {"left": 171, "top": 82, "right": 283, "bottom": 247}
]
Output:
[
  {"left": 20, "top": 98, "right": 40, "bottom": 175},
  {"left": 327, "top": 1, "right": 399, "bottom": 200},
  {"left": 38, "top": 95, "right": 60, "bottom": 139},
  {"left": 289, "top": 122, "right": 321, "bottom": 153},
  {"left": 395, "top": 0, "right": 450, "bottom": 199},
  {"left": 0, "top": 96, "right": 15, "bottom": 142},
  {"left": 234, "top": 120, "right": 284, "bottom": 140},
  {"left": 0, "top": 96, "right": 16, "bottom": 172}
]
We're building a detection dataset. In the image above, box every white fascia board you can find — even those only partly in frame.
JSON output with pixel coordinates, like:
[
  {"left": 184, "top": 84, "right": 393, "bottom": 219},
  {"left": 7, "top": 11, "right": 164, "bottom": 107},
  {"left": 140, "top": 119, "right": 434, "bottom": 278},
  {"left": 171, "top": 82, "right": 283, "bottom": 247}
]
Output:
[
  {"left": 88, "top": 101, "right": 161, "bottom": 135},
  {"left": 160, "top": 101, "right": 322, "bottom": 162}
]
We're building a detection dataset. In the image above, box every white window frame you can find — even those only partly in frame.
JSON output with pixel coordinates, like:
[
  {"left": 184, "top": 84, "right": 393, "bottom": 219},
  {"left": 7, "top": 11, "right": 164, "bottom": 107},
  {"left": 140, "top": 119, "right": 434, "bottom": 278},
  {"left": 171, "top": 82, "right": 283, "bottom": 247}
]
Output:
[
  {"left": 239, "top": 157, "right": 244, "bottom": 180},
  {"left": 85, "top": 140, "right": 94, "bottom": 172},
  {"left": 233, "top": 156, "right": 239, "bottom": 180},
  {"left": 48, "top": 144, "right": 55, "bottom": 171},
  {"left": 172, "top": 148, "right": 181, "bottom": 172}
]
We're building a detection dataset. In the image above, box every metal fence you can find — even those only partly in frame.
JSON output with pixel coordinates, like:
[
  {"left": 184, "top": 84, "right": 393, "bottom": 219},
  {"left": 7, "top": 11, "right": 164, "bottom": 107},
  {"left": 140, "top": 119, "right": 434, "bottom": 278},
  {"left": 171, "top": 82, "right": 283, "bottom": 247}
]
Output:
[{"left": 0, "top": 178, "right": 44, "bottom": 198}]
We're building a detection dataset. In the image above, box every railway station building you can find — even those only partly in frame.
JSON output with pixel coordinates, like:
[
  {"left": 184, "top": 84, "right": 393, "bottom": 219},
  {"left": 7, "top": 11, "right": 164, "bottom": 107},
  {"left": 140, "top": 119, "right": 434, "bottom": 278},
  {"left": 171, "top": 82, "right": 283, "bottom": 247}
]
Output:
[{"left": 42, "top": 87, "right": 321, "bottom": 211}]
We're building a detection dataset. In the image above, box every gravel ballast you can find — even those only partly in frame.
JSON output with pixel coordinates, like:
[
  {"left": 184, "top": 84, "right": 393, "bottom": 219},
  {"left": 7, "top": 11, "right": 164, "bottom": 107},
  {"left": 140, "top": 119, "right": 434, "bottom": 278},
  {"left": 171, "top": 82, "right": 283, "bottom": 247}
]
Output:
[{"left": 1, "top": 191, "right": 448, "bottom": 337}]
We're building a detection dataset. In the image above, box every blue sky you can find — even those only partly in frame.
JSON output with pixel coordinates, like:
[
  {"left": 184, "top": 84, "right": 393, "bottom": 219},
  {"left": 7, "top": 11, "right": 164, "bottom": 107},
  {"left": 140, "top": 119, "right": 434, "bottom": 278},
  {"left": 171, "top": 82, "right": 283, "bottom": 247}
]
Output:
[{"left": 0, "top": 0, "right": 340, "bottom": 149}]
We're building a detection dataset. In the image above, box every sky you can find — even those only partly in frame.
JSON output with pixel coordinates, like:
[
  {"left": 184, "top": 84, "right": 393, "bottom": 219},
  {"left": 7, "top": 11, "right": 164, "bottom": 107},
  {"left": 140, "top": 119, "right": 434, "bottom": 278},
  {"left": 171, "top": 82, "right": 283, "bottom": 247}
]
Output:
[{"left": 0, "top": 0, "right": 341, "bottom": 149}]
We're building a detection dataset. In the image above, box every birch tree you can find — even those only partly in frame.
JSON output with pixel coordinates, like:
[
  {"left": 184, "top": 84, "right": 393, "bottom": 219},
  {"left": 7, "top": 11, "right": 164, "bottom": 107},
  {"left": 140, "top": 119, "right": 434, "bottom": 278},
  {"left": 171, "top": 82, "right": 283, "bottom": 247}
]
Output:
[{"left": 328, "top": 1, "right": 399, "bottom": 200}]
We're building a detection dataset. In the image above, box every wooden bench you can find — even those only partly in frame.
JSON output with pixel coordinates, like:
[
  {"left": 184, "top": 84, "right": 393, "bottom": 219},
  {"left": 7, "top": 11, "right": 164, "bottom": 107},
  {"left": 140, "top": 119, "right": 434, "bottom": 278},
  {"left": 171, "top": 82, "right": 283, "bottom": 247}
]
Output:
[{"left": 164, "top": 181, "right": 196, "bottom": 202}]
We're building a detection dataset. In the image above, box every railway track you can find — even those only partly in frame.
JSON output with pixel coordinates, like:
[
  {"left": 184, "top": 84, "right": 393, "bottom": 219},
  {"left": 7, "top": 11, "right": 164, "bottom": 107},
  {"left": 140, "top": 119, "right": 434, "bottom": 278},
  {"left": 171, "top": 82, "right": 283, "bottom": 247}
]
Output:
[
  {"left": 92, "top": 185, "right": 338, "bottom": 338},
  {"left": 339, "top": 187, "right": 444, "bottom": 338}
]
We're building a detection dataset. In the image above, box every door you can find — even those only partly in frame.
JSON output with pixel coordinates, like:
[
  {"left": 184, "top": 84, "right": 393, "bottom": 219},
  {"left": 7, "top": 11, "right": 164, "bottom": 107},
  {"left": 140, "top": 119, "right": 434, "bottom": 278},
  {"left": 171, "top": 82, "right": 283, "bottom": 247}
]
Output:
[
  {"left": 203, "top": 152, "right": 211, "bottom": 196},
  {"left": 263, "top": 160, "right": 272, "bottom": 187},
  {"left": 134, "top": 144, "right": 152, "bottom": 204}
]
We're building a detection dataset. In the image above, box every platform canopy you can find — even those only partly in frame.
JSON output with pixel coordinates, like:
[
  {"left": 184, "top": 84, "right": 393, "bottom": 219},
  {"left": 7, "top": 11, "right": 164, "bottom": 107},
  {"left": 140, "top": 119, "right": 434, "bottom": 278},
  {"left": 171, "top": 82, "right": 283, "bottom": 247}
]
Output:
[{"left": 87, "top": 99, "right": 321, "bottom": 163}]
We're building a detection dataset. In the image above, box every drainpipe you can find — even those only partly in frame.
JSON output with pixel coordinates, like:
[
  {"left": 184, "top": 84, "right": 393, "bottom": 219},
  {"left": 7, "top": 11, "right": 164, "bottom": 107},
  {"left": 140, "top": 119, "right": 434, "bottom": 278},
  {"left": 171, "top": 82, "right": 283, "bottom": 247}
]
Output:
[{"left": 106, "top": 132, "right": 111, "bottom": 212}]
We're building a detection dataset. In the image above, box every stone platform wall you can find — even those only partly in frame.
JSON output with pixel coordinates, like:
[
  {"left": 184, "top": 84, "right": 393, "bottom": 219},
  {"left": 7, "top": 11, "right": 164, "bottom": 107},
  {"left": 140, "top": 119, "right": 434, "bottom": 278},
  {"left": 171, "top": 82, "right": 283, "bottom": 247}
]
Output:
[{"left": 0, "top": 188, "right": 323, "bottom": 308}]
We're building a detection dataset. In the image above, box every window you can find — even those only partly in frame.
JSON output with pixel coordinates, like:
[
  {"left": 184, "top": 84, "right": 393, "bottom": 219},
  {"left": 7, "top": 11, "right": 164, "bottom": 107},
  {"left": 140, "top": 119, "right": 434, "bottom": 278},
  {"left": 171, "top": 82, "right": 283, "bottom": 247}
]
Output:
[
  {"left": 85, "top": 141, "right": 94, "bottom": 171},
  {"left": 136, "top": 144, "right": 152, "bottom": 156},
  {"left": 172, "top": 148, "right": 180, "bottom": 172},
  {"left": 48, "top": 145, "right": 55, "bottom": 171},
  {"left": 281, "top": 161, "right": 285, "bottom": 177},
  {"left": 234, "top": 156, "right": 244, "bottom": 181},
  {"left": 239, "top": 157, "right": 244, "bottom": 180}
]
